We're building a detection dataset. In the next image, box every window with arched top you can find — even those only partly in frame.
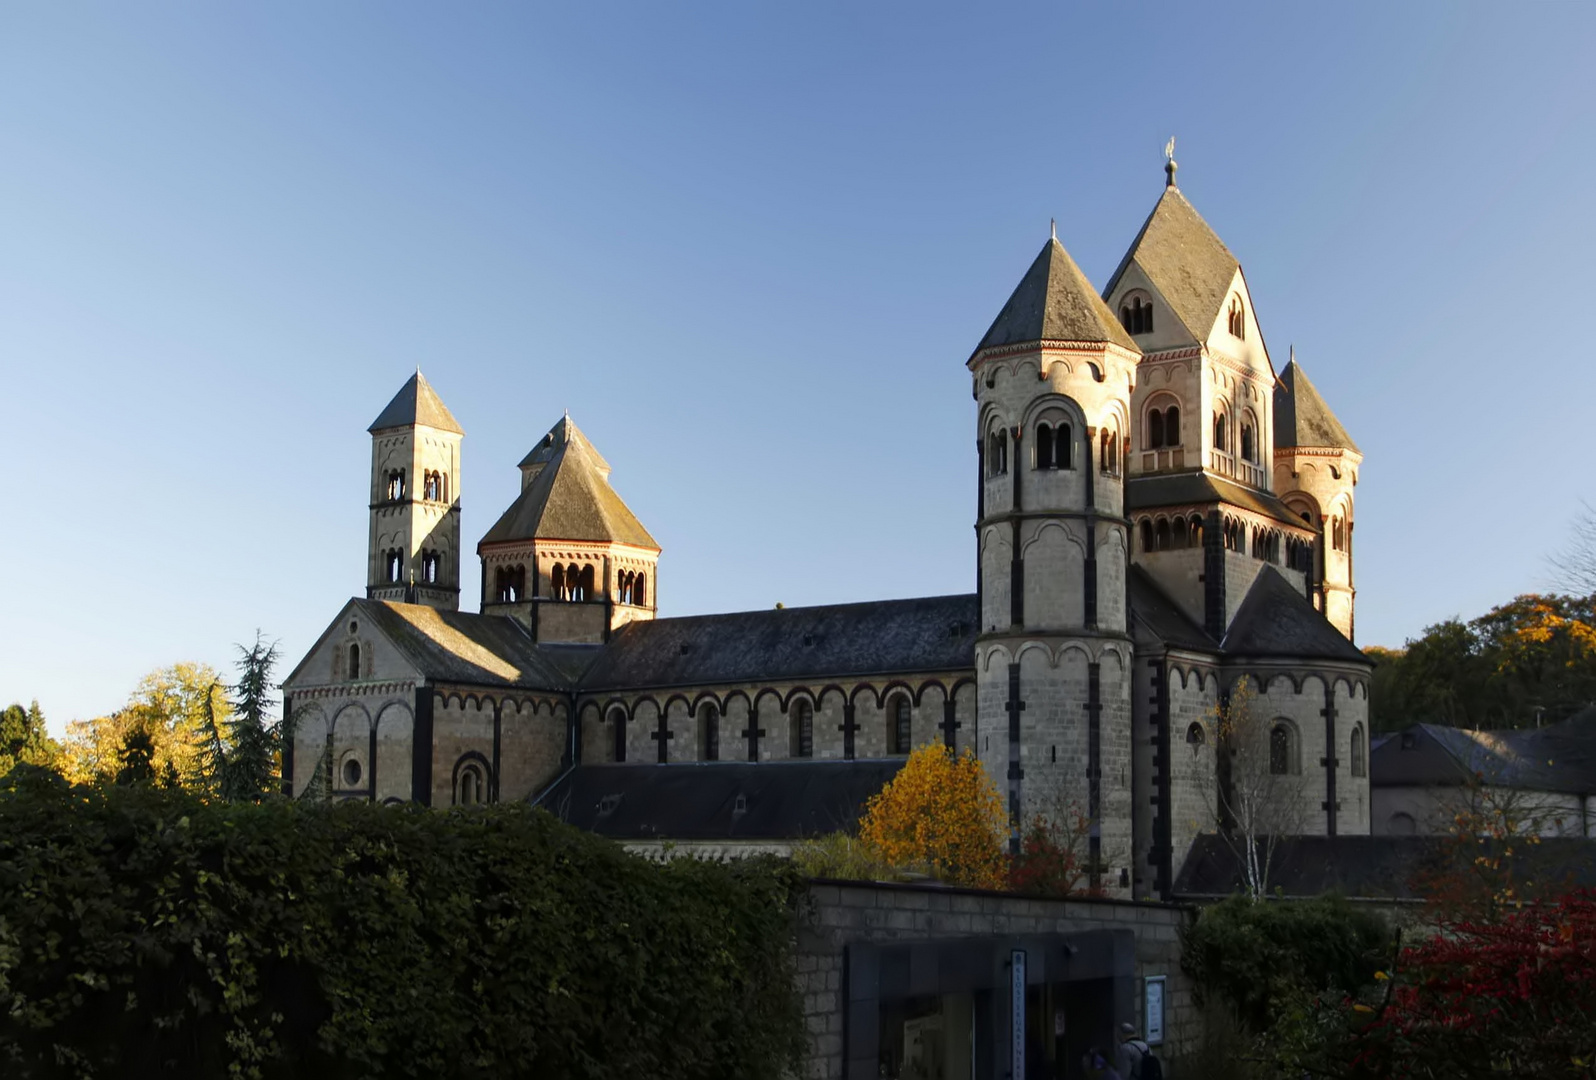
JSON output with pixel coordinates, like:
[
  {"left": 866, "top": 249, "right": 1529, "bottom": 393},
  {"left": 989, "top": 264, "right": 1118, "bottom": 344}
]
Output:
[
  {"left": 421, "top": 550, "right": 440, "bottom": 584},
  {"left": 1119, "top": 292, "right": 1154, "bottom": 335},
  {"left": 455, "top": 761, "right": 487, "bottom": 806},
  {"left": 988, "top": 428, "right": 1009, "bottom": 477},
  {"left": 609, "top": 708, "right": 627, "bottom": 763},
  {"left": 348, "top": 643, "right": 361, "bottom": 681},
  {"left": 1228, "top": 295, "right": 1246, "bottom": 339},
  {"left": 1186, "top": 722, "right": 1206, "bottom": 754},
  {"left": 1269, "top": 722, "right": 1299, "bottom": 776},
  {"left": 700, "top": 704, "right": 720, "bottom": 762},
  {"left": 1351, "top": 725, "right": 1366, "bottom": 778},
  {"left": 494, "top": 565, "right": 524, "bottom": 603},
  {"left": 791, "top": 699, "right": 813, "bottom": 759},
  {"left": 1140, "top": 519, "right": 1154, "bottom": 553},
  {"left": 385, "top": 469, "right": 406, "bottom": 501},
  {"left": 634, "top": 573, "right": 646, "bottom": 607},
  {"left": 551, "top": 563, "right": 566, "bottom": 601},
  {"left": 1034, "top": 421, "right": 1071, "bottom": 469},
  {"left": 1240, "top": 418, "right": 1257, "bottom": 463},
  {"left": 890, "top": 696, "right": 912, "bottom": 755},
  {"left": 575, "top": 564, "right": 595, "bottom": 602},
  {"left": 1213, "top": 414, "right": 1228, "bottom": 454},
  {"left": 1189, "top": 515, "right": 1204, "bottom": 548},
  {"left": 1099, "top": 426, "right": 1119, "bottom": 475},
  {"left": 1155, "top": 519, "right": 1171, "bottom": 551},
  {"left": 385, "top": 550, "right": 403, "bottom": 584},
  {"left": 1145, "top": 402, "right": 1180, "bottom": 450}
]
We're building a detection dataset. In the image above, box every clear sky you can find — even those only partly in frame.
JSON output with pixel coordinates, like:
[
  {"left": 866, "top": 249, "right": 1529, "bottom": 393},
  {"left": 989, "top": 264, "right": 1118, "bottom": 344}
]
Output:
[{"left": 5, "top": 3, "right": 1595, "bottom": 732}]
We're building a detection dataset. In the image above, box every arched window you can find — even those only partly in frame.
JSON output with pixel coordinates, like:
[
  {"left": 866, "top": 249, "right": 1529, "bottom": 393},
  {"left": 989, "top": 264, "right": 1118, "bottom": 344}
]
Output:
[
  {"left": 1189, "top": 515, "right": 1205, "bottom": 548},
  {"left": 1186, "top": 722, "right": 1206, "bottom": 754},
  {"left": 890, "top": 696, "right": 912, "bottom": 755},
  {"left": 1164, "top": 406, "right": 1180, "bottom": 446},
  {"left": 791, "top": 699, "right": 813, "bottom": 759},
  {"left": 495, "top": 565, "right": 524, "bottom": 603},
  {"left": 1155, "top": 519, "right": 1170, "bottom": 551},
  {"left": 1099, "top": 427, "right": 1119, "bottom": 475},
  {"left": 348, "top": 643, "right": 361, "bottom": 681},
  {"left": 617, "top": 570, "right": 631, "bottom": 605},
  {"left": 385, "top": 469, "right": 406, "bottom": 501},
  {"left": 988, "top": 428, "right": 1009, "bottom": 477},
  {"left": 1332, "top": 517, "right": 1346, "bottom": 552},
  {"left": 1119, "top": 293, "right": 1154, "bottom": 335},
  {"left": 456, "top": 762, "right": 485, "bottom": 806},
  {"left": 423, "top": 471, "right": 440, "bottom": 501},
  {"left": 1141, "top": 519, "right": 1154, "bottom": 553},
  {"left": 1228, "top": 295, "right": 1246, "bottom": 339},
  {"left": 1241, "top": 419, "right": 1256, "bottom": 463},
  {"left": 1269, "top": 722, "right": 1298, "bottom": 776},
  {"left": 1213, "top": 414, "right": 1227, "bottom": 453},
  {"left": 421, "top": 550, "right": 440, "bottom": 584},
  {"left": 700, "top": 704, "right": 720, "bottom": 761},
  {"left": 634, "top": 573, "right": 647, "bottom": 607},
  {"left": 609, "top": 707, "right": 627, "bottom": 763},
  {"left": 1351, "top": 725, "right": 1366, "bottom": 778},
  {"left": 576, "top": 564, "right": 595, "bottom": 602},
  {"left": 1387, "top": 812, "right": 1417, "bottom": 836},
  {"left": 1147, "top": 408, "right": 1165, "bottom": 450},
  {"left": 1171, "top": 517, "right": 1187, "bottom": 548},
  {"left": 1035, "top": 424, "right": 1054, "bottom": 470},
  {"left": 386, "top": 550, "right": 403, "bottom": 583}
]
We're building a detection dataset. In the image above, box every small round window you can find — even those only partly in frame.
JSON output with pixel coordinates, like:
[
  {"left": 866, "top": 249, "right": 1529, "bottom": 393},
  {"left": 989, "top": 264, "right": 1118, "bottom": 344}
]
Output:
[
  {"left": 349, "top": 620, "right": 359, "bottom": 634},
  {"left": 342, "top": 758, "right": 363, "bottom": 787}
]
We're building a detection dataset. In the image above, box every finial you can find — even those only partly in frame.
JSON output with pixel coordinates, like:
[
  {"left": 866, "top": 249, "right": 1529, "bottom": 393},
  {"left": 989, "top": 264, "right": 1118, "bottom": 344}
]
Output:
[
  {"left": 1164, "top": 136, "right": 1177, "bottom": 188},
  {"left": 1050, "top": 217, "right": 1057, "bottom": 242},
  {"left": 1290, "top": 344, "right": 1295, "bottom": 367}
]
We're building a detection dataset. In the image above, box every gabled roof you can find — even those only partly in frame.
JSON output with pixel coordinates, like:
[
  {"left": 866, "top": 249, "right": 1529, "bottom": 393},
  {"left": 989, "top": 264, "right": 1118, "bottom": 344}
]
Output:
[
  {"left": 1274, "top": 359, "right": 1360, "bottom": 452},
  {"left": 368, "top": 371, "right": 463, "bottom": 434},
  {"left": 579, "top": 594, "right": 978, "bottom": 692},
  {"left": 1222, "top": 566, "right": 1367, "bottom": 663},
  {"left": 1124, "top": 470, "right": 1308, "bottom": 530},
  {"left": 480, "top": 415, "right": 657, "bottom": 549},
  {"left": 1104, "top": 187, "right": 1240, "bottom": 342},
  {"left": 534, "top": 761, "right": 905, "bottom": 841},
  {"left": 973, "top": 237, "right": 1139, "bottom": 356},
  {"left": 356, "top": 599, "right": 577, "bottom": 688},
  {"left": 1128, "top": 566, "right": 1218, "bottom": 654},
  {"left": 1372, "top": 716, "right": 1596, "bottom": 795}
]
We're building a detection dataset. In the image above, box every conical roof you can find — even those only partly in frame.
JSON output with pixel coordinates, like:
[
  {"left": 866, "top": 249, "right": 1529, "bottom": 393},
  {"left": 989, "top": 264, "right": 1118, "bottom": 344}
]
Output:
[
  {"left": 480, "top": 416, "right": 657, "bottom": 549},
  {"left": 1104, "top": 187, "right": 1241, "bottom": 342},
  {"left": 1274, "top": 360, "right": 1359, "bottom": 452},
  {"left": 368, "top": 371, "right": 463, "bottom": 434},
  {"left": 973, "top": 236, "right": 1139, "bottom": 356}
]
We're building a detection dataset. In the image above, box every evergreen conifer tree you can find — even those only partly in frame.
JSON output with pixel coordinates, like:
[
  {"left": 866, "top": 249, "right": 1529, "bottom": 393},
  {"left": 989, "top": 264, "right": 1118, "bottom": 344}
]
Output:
[{"left": 220, "top": 633, "right": 281, "bottom": 802}]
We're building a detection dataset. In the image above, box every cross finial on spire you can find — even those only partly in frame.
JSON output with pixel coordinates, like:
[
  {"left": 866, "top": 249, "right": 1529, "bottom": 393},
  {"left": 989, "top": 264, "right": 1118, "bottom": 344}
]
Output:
[
  {"left": 1164, "top": 136, "right": 1178, "bottom": 188},
  {"left": 1050, "top": 217, "right": 1057, "bottom": 241}
]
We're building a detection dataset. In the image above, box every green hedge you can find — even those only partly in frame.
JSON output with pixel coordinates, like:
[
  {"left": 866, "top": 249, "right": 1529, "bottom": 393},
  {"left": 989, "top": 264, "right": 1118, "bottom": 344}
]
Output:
[{"left": 0, "top": 768, "right": 804, "bottom": 1079}]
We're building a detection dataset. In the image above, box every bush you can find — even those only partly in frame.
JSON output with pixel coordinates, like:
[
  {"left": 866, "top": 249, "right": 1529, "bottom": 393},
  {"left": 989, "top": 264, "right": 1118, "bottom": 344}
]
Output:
[
  {"left": 1180, "top": 894, "right": 1392, "bottom": 1033},
  {"left": 792, "top": 832, "right": 905, "bottom": 881},
  {"left": 0, "top": 768, "right": 804, "bottom": 1079}
]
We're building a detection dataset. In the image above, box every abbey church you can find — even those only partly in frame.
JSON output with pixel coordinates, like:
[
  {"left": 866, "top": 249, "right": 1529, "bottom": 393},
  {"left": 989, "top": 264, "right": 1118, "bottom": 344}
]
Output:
[{"left": 283, "top": 161, "right": 1372, "bottom": 899}]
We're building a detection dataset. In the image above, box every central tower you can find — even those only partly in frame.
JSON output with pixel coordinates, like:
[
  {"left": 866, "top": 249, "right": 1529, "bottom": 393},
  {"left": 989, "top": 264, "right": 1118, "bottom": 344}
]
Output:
[{"left": 969, "top": 231, "right": 1141, "bottom": 894}]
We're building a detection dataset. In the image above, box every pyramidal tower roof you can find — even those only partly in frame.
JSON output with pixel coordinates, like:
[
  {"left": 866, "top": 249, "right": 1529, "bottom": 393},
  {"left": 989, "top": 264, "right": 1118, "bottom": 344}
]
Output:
[
  {"left": 1104, "top": 185, "right": 1241, "bottom": 342},
  {"left": 368, "top": 370, "right": 464, "bottom": 434},
  {"left": 973, "top": 235, "right": 1139, "bottom": 356},
  {"left": 481, "top": 416, "right": 657, "bottom": 550},
  {"left": 1274, "top": 358, "right": 1359, "bottom": 453}
]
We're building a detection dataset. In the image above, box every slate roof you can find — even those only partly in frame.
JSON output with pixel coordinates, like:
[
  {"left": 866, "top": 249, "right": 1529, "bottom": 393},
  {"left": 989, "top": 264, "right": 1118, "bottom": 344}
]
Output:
[
  {"left": 518, "top": 414, "right": 611, "bottom": 475},
  {"left": 1223, "top": 567, "right": 1368, "bottom": 664},
  {"left": 1372, "top": 716, "right": 1596, "bottom": 795},
  {"left": 1103, "top": 187, "right": 1240, "bottom": 342},
  {"left": 353, "top": 599, "right": 576, "bottom": 688},
  {"left": 580, "top": 595, "right": 979, "bottom": 691},
  {"left": 1173, "top": 833, "right": 1596, "bottom": 899},
  {"left": 1124, "top": 470, "right": 1308, "bottom": 529},
  {"left": 479, "top": 415, "right": 658, "bottom": 549},
  {"left": 1128, "top": 566, "right": 1217, "bottom": 653},
  {"left": 1275, "top": 360, "right": 1359, "bottom": 452},
  {"left": 973, "top": 237, "right": 1140, "bottom": 355},
  {"left": 534, "top": 761, "right": 905, "bottom": 841},
  {"left": 368, "top": 371, "right": 463, "bottom": 434}
]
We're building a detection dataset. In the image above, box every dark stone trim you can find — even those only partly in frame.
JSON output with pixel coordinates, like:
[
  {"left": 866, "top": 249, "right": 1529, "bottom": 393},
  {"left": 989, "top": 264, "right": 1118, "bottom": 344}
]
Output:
[
  {"left": 1005, "top": 663, "right": 1025, "bottom": 855},
  {"left": 1216, "top": 686, "right": 1234, "bottom": 834},
  {"left": 367, "top": 724, "right": 378, "bottom": 803},
  {"left": 840, "top": 702, "right": 858, "bottom": 760},
  {"left": 1203, "top": 508, "right": 1225, "bottom": 639},
  {"left": 1083, "top": 426, "right": 1098, "bottom": 628},
  {"left": 1152, "top": 659, "right": 1173, "bottom": 899},
  {"left": 1086, "top": 661, "right": 1103, "bottom": 891},
  {"left": 742, "top": 703, "right": 764, "bottom": 762},
  {"left": 412, "top": 687, "right": 434, "bottom": 806},
  {"left": 1322, "top": 681, "right": 1339, "bottom": 835},
  {"left": 491, "top": 699, "right": 503, "bottom": 802},
  {"left": 940, "top": 697, "right": 960, "bottom": 750}
]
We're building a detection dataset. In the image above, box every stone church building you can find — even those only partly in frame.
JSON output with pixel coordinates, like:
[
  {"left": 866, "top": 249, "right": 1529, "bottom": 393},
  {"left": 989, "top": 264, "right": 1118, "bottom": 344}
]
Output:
[{"left": 283, "top": 162, "right": 1372, "bottom": 899}]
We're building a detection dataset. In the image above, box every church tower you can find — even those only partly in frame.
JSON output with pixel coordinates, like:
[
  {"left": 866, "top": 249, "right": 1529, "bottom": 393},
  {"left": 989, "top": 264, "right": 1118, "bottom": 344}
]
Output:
[
  {"left": 1274, "top": 356, "right": 1361, "bottom": 639},
  {"left": 970, "top": 230, "right": 1141, "bottom": 895},
  {"left": 366, "top": 371, "right": 463, "bottom": 610}
]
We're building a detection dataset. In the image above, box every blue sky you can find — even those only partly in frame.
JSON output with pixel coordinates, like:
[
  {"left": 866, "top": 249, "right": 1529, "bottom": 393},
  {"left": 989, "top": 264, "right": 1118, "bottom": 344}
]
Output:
[{"left": 4, "top": 4, "right": 1594, "bottom": 731}]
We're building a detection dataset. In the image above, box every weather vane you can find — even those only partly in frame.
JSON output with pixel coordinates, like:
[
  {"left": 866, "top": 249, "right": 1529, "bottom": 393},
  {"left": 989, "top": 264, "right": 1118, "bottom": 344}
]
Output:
[{"left": 1164, "top": 136, "right": 1178, "bottom": 188}]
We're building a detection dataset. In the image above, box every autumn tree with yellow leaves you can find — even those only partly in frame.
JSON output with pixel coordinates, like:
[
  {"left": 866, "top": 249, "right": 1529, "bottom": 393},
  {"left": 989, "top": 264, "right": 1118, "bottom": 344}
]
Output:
[
  {"left": 63, "top": 663, "right": 230, "bottom": 789},
  {"left": 856, "top": 742, "right": 1008, "bottom": 889}
]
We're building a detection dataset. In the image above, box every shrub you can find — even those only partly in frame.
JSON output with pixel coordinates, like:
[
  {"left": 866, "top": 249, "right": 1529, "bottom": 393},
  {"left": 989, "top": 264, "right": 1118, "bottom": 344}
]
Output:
[
  {"left": 0, "top": 768, "right": 804, "bottom": 1079},
  {"left": 792, "top": 832, "right": 905, "bottom": 881},
  {"left": 857, "top": 743, "right": 1007, "bottom": 889}
]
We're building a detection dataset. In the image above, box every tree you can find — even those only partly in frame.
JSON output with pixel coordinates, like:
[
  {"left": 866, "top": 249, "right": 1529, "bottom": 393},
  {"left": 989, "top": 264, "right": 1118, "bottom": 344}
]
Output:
[
  {"left": 0, "top": 700, "right": 63, "bottom": 777},
  {"left": 856, "top": 742, "right": 1007, "bottom": 889},
  {"left": 1008, "top": 796, "right": 1103, "bottom": 898},
  {"left": 64, "top": 664, "right": 230, "bottom": 790},
  {"left": 206, "top": 633, "right": 282, "bottom": 802},
  {"left": 1352, "top": 890, "right": 1596, "bottom": 1078},
  {"left": 1204, "top": 677, "right": 1309, "bottom": 901}
]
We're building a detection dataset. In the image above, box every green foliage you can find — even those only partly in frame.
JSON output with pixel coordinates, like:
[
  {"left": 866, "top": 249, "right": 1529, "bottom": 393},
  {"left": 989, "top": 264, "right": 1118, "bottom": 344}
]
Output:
[
  {"left": 1369, "top": 593, "right": 1596, "bottom": 731},
  {"left": 0, "top": 770, "right": 805, "bottom": 1079},
  {"left": 216, "top": 634, "right": 281, "bottom": 802},
  {"left": 1180, "top": 895, "right": 1392, "bottom": 1034},
  {"left": 792, "top": 831, "right": 905, "bottom": 881},
  {"left": 0, "top": 701, "right": 62, "bottom": 777}
]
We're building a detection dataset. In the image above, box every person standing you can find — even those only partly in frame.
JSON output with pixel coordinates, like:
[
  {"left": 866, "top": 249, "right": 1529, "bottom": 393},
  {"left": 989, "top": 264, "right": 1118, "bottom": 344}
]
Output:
[{"left": 1117, "top": 1023, "right": 1149, "bottom": 1079}]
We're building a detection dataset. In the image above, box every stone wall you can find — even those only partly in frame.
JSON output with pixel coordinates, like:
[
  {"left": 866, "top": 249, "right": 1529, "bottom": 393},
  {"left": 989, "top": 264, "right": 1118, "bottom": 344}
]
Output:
[{"left": 797, "top": 880, "right": 1197, "bottom": 1079}]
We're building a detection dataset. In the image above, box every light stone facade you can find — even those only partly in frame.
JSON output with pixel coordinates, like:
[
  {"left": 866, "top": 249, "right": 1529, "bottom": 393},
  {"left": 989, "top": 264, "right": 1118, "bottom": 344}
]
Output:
[{"left": 283, "top": 162, "right": 1375, "bottom": 911}]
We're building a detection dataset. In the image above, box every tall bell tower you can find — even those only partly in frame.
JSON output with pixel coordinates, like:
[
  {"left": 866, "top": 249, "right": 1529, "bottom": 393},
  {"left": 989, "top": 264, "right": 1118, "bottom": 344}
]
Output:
[
  {"left": 970, "top": 230, "right": 1141, "bottom": 894},
  {"left": 367, "top": 370, "right": 463, "bottom": 611}
]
